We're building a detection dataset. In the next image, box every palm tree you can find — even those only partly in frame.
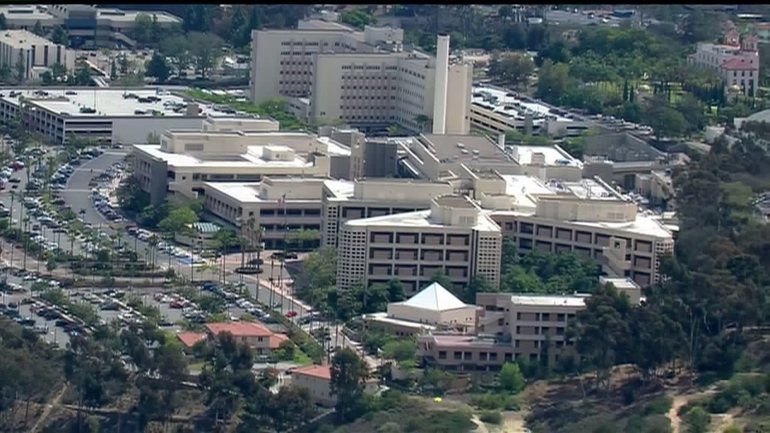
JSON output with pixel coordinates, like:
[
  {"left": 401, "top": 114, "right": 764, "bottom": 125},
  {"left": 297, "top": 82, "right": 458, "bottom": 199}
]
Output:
[
  {"left": 148, "top": 234, "right": 160, "bottom": 284},
  {"left": 414, "top": 114, "right": 432, "bottom": 133}
]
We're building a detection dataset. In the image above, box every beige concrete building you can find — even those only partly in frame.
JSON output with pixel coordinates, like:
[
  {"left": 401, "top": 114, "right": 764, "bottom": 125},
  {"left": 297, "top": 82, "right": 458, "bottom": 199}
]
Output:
[
  {"left": 203, "top": 177, "right": 353, "bottom": 249},
  {"left": 470, "top": 85, "right": 591, "bottom": 138},
  {"left": 418, "top": 278, "right": 642, "bottom": 370},
  {"left": 363, "top": 282, "right": 480, "bottom": 337},
  {"left": 321, "top": 178, "right": 455, "bottom": 248},
  {"left": 0, "top": 30, "right": 74, "bottom": 80},
  {"left": 395, "top": 134, "right": 582, "bottom": 182},
  {"left": 131, "top": 118, "right": 351, "bottom": 205},
  {"left": 250, "top": 19, "right": 472, "bottom": 134},
  {"left": 635, "top": 170, "right": 674, "bottom": 208},
  {"left": 469, "top": 171, "right": 674, "bottom": 286},
  {"left": 336, "top": 194, "right": 502, "bottom": 294}
]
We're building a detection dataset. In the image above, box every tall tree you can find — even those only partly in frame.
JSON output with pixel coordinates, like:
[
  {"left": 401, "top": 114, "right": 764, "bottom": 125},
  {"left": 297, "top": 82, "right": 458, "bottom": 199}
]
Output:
[{"left": 330, "top": 348, "right": 369, "bottom": 422}]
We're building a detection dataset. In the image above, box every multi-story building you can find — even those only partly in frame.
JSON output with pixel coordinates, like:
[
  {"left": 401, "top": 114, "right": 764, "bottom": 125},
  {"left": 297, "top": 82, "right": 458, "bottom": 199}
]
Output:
[
  {"left": 336, "top": 194, "right": 502, "bottom": 294},
  {"left": 470, "top": 85, "right": 591, "bottom": 138},
  {"left": 688, "top": 33, "right": 760, "bottom": 97},
  {"left": 131, "top": 119, "right": 351, "bottom": 205},
  {"left": 203, "top": 177, "right": 354, "bottom": 249},
  {"left": 395, "top": 133, "right": 582, "bottom": 182},
  {"left": 470, "top": 171, "right": 675, "bottom": 286},
  {"left": 417, "top": 277, "right": 641, "bottom": 370},
  {"left": 250, "top": 18, "right": 472, "bottom": 134},
  {"left": 0, "top": 4, "right": 182, "bottom": 48},
  {"left": 321, "top": 178, "right": 454, "bottom": 248},
  {"left": 0, "top": 88, "right": 235, "bottom": 145},
  {"left": 0, "top": 30, "right": 74, "bottom": 80}
]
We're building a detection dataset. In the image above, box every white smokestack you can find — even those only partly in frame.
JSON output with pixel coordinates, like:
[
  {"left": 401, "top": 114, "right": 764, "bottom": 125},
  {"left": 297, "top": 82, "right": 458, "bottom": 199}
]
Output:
[{"left": 432, "top": 34, "right": 450, "bottom": 135}]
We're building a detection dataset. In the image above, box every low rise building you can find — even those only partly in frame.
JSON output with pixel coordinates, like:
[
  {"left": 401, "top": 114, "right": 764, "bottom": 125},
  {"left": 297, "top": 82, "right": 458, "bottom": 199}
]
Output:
[
  {"left": 288, "top": 364, "right": 378, "bottom": 407},
  {"left": 0, "top": 30, "right": 74, "bottom": 81},
  {"left": 336, "top": 194, "right": 502, "bottom": 294},
  {"left": 469, "top": 85, "right": 591, "bottom": 138},
  {"left": 204, "top": 322, "right": 288, "bottom": 357},
  {"left": 132, "top": 123, "right": 351, "bottom": 205},
  {"left": 321, "top": 178, "right": 454, "bottom": 248},
  {"left": 363, "top": 282, "right": 480, "bottom": 337},
  {"left": 203, "top": 177, "right": 354, "bottom": 249},
  {"left": 0, "top": 88, "right": 238, "bottom": 145},
  {"left": 418, "top": 278, "right": 642, "bottom": 370},
  {"left": 0, "top": 4, "right": 182, "bottom": 49}
]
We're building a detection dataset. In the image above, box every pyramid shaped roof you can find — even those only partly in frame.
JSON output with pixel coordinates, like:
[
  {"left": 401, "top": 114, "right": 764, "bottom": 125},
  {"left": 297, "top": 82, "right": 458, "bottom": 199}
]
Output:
[{"left": 396, "top": 282, "right": 467, "bottom": 312}]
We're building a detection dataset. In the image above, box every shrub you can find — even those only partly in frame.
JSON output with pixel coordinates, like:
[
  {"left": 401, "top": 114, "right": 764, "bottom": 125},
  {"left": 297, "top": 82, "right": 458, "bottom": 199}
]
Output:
[
  {"left": 643, "top": 396, "right": 673, "bottom": 416},
  {"left": 479, "top": 411, "right": 502, "bottom": 425},
  {"left": 470, "top": 393, "right": 520, "bottom": 411}
]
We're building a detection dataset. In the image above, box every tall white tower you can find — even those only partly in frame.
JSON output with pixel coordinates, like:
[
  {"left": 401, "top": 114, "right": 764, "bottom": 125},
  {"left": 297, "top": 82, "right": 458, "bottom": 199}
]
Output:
[{"left": 432, "top": 34, "right": 450, "bottom": 135}]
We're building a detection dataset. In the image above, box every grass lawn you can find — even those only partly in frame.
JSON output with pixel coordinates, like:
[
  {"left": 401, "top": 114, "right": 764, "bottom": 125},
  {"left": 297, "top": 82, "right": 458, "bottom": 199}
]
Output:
[{"left": 183, "top": 89, "right": 307, "bottom": 132}]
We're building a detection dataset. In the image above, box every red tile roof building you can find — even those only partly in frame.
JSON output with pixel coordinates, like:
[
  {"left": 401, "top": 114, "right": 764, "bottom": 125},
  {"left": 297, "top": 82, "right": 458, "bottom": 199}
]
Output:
[{"left": 204, "top": 321, "right": 289, "bottom": 355}]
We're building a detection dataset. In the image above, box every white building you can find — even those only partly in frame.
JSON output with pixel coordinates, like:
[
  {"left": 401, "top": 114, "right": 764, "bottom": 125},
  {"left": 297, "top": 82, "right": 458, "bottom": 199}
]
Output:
[
  {"left": 203, "top": 177, "right": 353, "bottom": 249},
  {"left": 0, "top": 30, "right": 74, "bottom": 80},
  {"left": 479, "top": 173, "right": 675, "bottom": 286},
  {"left": 131, "top": 119, "right": 351, "bottom": 205},
  {"left": 321, "top": 178, "right": 455, "bottom": 248},
  {"left": 336, "top": 194, "right": 502, "bottom": 294},
  {"left": 0, "top": 88, "right": 238, "bottom": 145},
  {"left": 250, "top": 19, "right": 472, "bottom": 134},
  {"left": 363, "top": 282, "right": 481, "bottom": 337},
  {"left": 688, "top": 34, "right": 760, "bottom": 97}
]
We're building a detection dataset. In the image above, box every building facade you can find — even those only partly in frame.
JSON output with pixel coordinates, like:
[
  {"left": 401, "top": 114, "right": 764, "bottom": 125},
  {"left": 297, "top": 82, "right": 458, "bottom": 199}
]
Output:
[
  {"left": 0, "top": 4, "right": 181, "bottom": 49},
  {"left": 688, "top": 34, "right": 760, "bottom": 97},
  {"left": 250, "top": 19, "right": 472, "bottom": 134},
  {"left": 131, "top": 124, "right": 351, "bottom": 205},
  {"left": 321, "top": 178, "right": 454, "bottom": 248},
  {"left": 336, "top": 194, "right": 502, "bottom": 294},
  {"left": 0, "top": 30, "right": 73, "bottom": 80}
]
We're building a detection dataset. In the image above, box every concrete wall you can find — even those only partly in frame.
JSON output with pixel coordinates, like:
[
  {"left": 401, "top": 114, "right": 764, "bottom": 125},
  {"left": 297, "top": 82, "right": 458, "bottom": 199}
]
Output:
[
  {"left": 112, "top": 117, "right": 204, "bottom": 145},
  {"left": 584, "top": 132, "right": 663, "bottom": 162}
]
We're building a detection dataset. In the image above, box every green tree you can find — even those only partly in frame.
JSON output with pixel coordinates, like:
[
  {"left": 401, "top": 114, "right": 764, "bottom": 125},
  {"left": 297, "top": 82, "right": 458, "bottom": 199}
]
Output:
[
  {"left": 145, "top": 52, "right": 170, "bottom": 83},
  {"left": 488, "top": 53, "right": 535, "bottom": 89},
  {"left": 157, "top": 206, "right": 198, "bottom": 235},
  {"left": 187, "top": 31, "right": 224, "bottom": 79},
  {"left": 499, "top": 362, "right": 525, "bottom": 393},
  {"left": 685, "top": 406, "right": 710, "bottom": 433},
  {"left": 50, "top": 25, "right": 68, "bottom": 45},
  {"left": 536, "top": 59, "right": 569, "bottom": 103},
  {"left": 382, "top": 339, "right": 417, "bottom": 368},
  {"left": 32, "top": 20, "right": 44, "bottom": 37},
  {"left": 0, "top": 14, "right": 6, "bottom": 31},
  {"left": 133, "top": 13, "right": 154, "bottom": 45},
  {"left": 330, "top": 348, "right": 369, "bottom": 422}
]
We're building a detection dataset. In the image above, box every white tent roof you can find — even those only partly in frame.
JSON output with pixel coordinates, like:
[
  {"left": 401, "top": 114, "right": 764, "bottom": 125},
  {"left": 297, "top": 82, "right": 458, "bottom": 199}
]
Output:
[{"left": 396, "top": 282, "right": 467, "bottom": 312}]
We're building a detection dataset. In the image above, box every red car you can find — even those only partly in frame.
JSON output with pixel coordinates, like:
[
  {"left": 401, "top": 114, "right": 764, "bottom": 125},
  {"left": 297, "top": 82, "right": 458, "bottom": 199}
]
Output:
[{"left": 285, "top": 311, "right": 298, "bottom": 318}]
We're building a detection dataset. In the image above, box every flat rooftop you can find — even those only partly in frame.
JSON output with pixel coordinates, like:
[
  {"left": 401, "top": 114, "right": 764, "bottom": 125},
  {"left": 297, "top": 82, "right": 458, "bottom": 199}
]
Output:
[
  {"left": 501, "top": 175, "right": 620, "bottom": 206},
  {"left": 205, "top": 179, "right": 352, "bottom": 204},
  {"left": 134, "top": 144, "right": 314, "bottom": 169},
  {"left": 510, "top": 145, "right": 582, "bottom": 167},
  {"left": 363, "top": 312, "right": 437, "bottom": 331},
  {"left": 97, "top": 8, "right": 181, "bottom": 23},
  {"left": 0, "top": 88, "right": 239, "bottom": 118},
  {"left": 472, "top": 86, "right": 575, "bottom": 124},
  {"left": 420, "top": 133, "right": 509, "bottom": 162},
  {"left": 434, "top": 195, "right": 476, "bottom": 209},
  {"left": 0, "top": 30, "right": 55, "bottom": 48},
  {"left": 0, "top": 5, "right": 53, "bottom": 21},
  {"left": 344, "top": 208, "right": 500, "bottom": 232},
  {"left": 510, "top": 294, "right": 589, "bottom": 307}
]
